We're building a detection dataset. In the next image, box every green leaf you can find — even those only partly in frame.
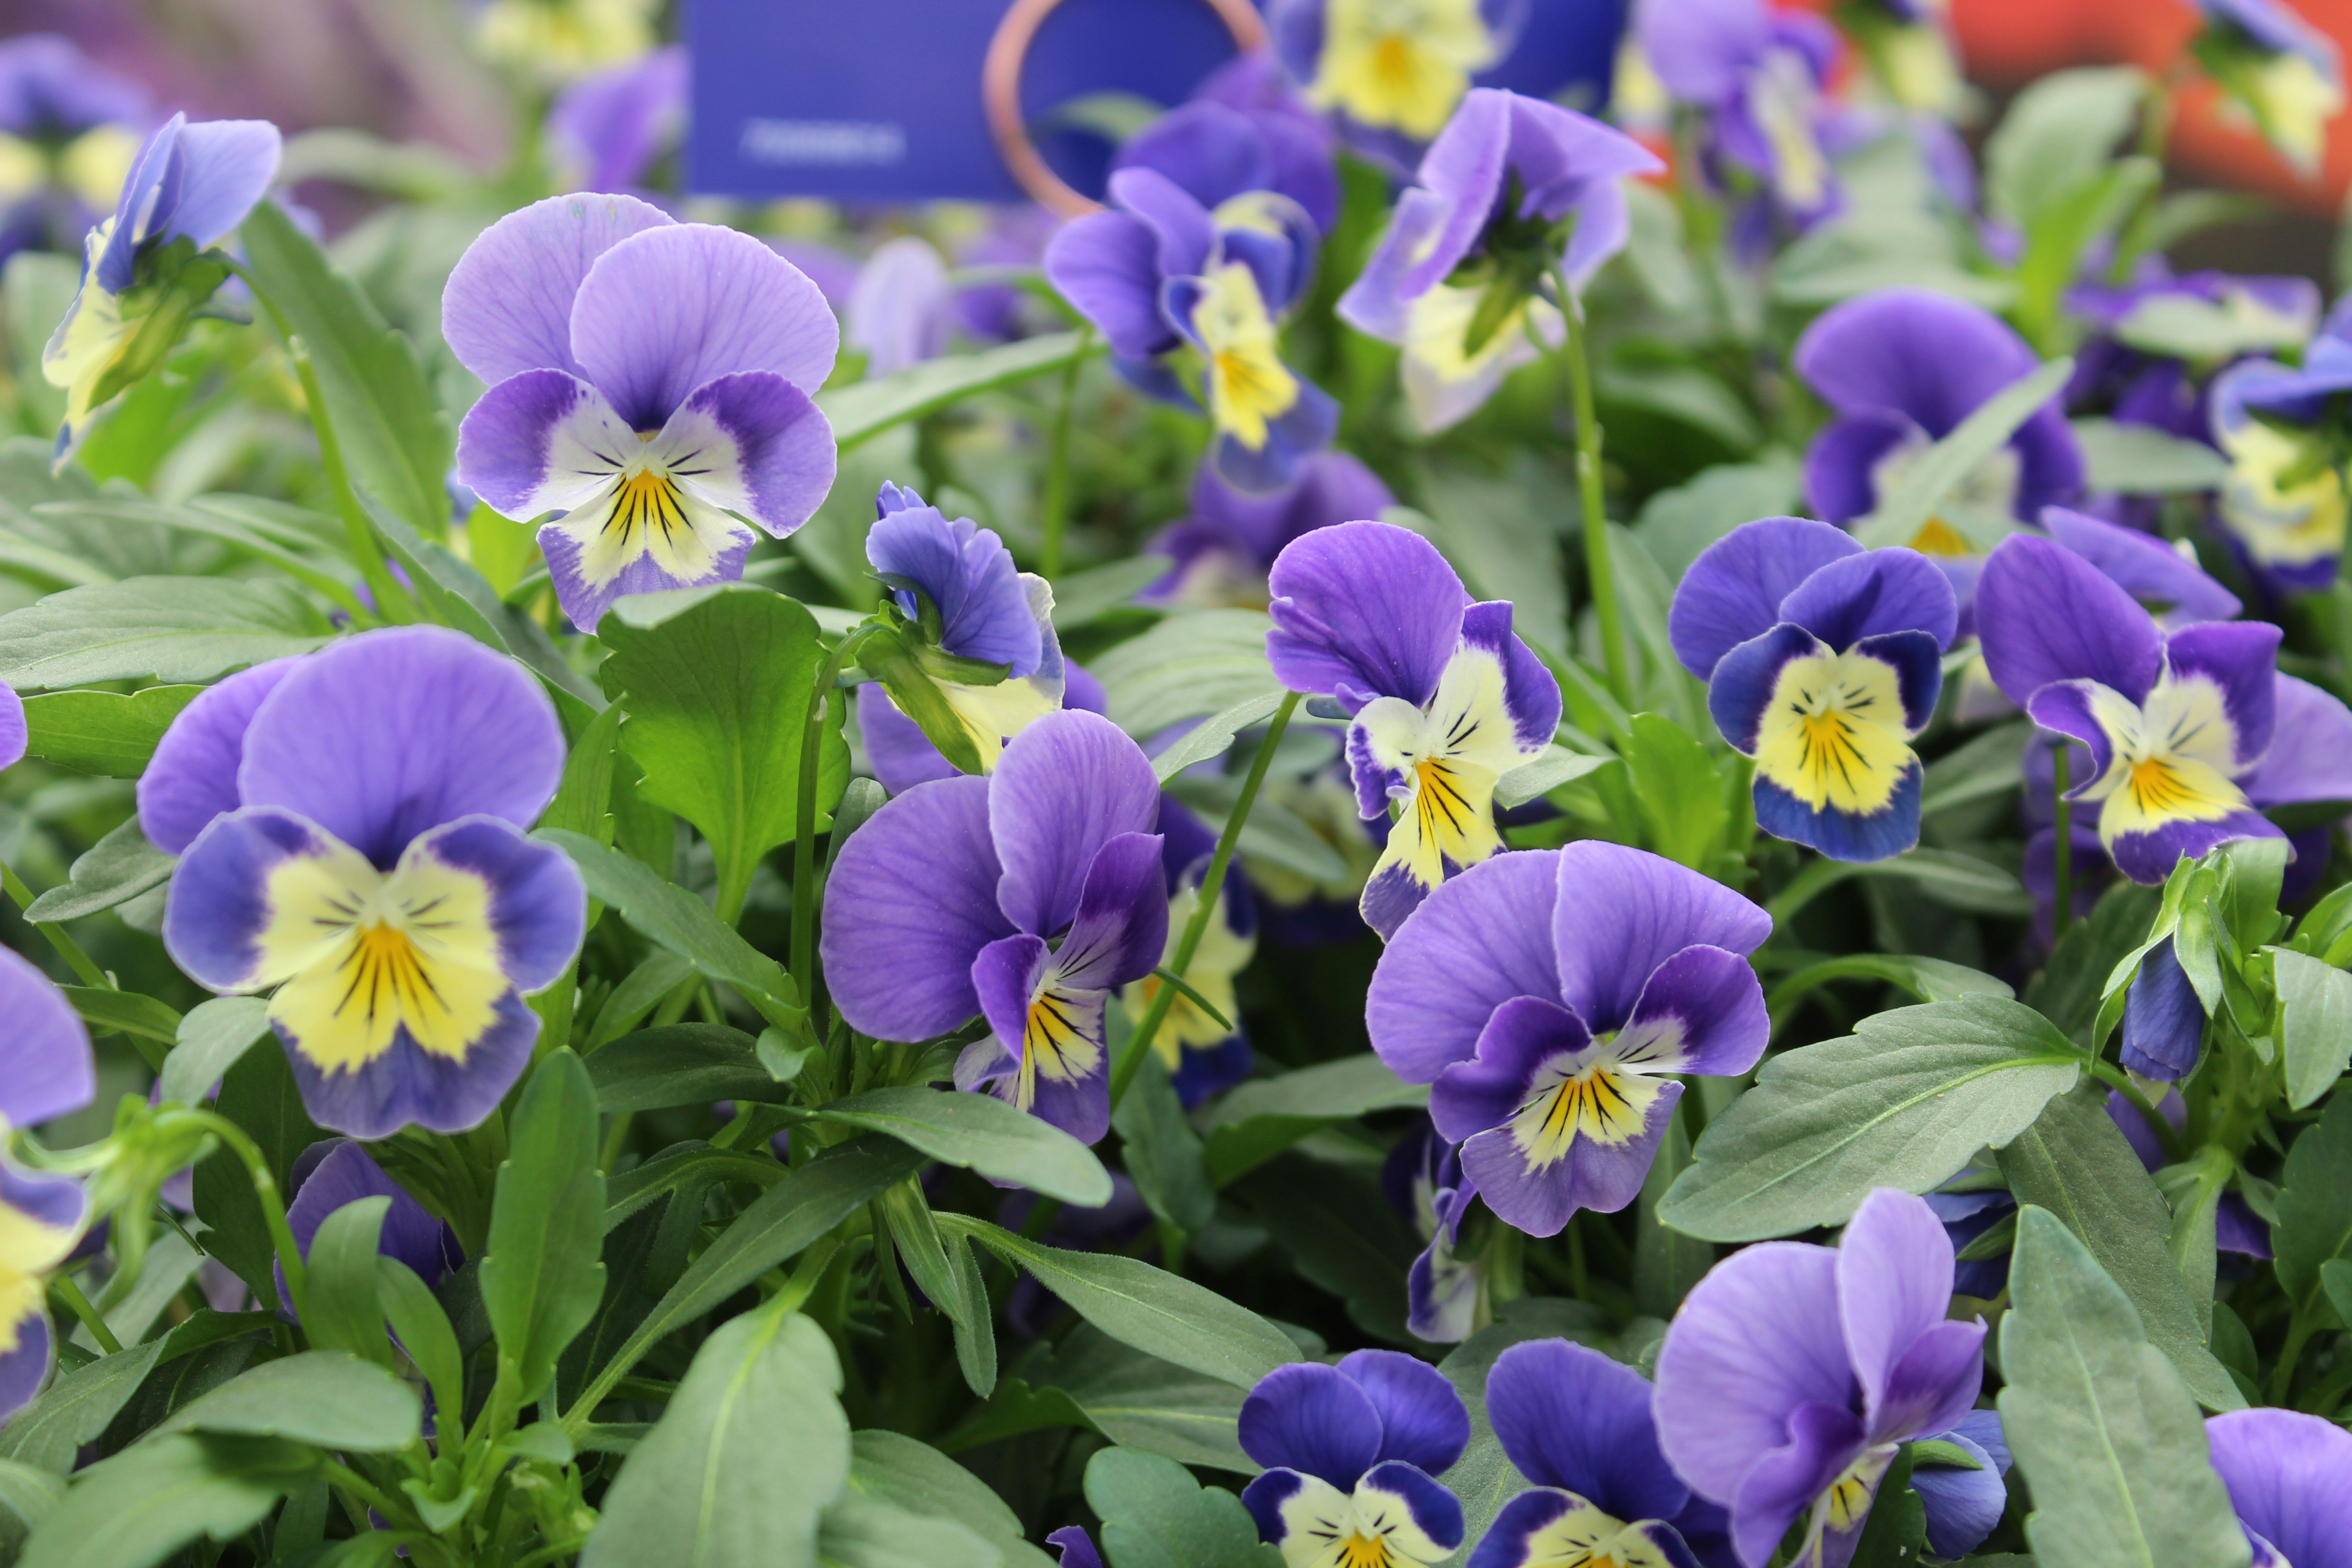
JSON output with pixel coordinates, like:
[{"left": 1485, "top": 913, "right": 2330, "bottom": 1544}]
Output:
[
  {"left": 0, "top": 1343, "right": 167, "bottom": 1474},
  {"left": 238, "top": 199, "right": 451, "bottom": 539},
  {"left": 538, "top": 830, "right": 804, "bottom": 1032},
  {"left": 951, "top": 1218, "right": 1299, "bottom": 1390},
  {"left": 2273, "top": 948, "right": 2352, "bottom": 1108},
  {"left": 301, "top": 1198, "right": 397, "bottom": 1367},
  {"left": 1920, "top": 718, "right": 2035, "bottom": 817},
  {"left": 1635, "top": 1110, "right": 1713, "bottom": 1321},
  {"left": 2275, "top": 1091, "right": 2352, "bottom": 1329},
  {"left": 1053, "top": 556, "right": 1171, "bottom": 632},
  {"left": 60, "top": 986, "right": 181, "bottom": 1044},
  {"left": 20, "top": 817, "right": 175, "bottom": 924},
  {"left": 818, "top": 331, "right": 1095, "bottom": 450},
  {"left": 842, "top": 1431, "right": 1054, "bottom": 1568},
  {"left": 876, "top": 1178, "right": 995, "bottom": 1398},
  {"left": 1984, "top": 66, "right": 2148, "bottom": 226},
  {"left": 813, "top": 1086, "right": 1112, "bottom": 1206},
  {"left": 377, "top": 1258, "right": 463, "bottom": 1436},
  {"left": 144, "top": 1352, "right": 420, "bottom": 1450},
  {"left": 603, "top": 1142, "right": 788, "bottom": 1230},
  {"left": 1769, "top": 953, "right": 2014, "bottom": 1029},
  {"left": 1996, "top": 1088, "right": 2243, "bottom": 1411},
  {"left": 481, "top": 1050, "right": 606, "bottom": 1407},
  {"left": 1197, "top": 1056, "right": 1428, "bottom": 1186},
  {"left": 1625, "top": 713, "right": 1730, "bottom": 870},
  {"left": 1402, "top": 461, "right": 1573, "bottom": 659},
  {"left": 1111, "top": 1052, "right": 1216, "bottom": 1234},
  {"left": 2026, "top": 880, "right": 2163, "bottom": 1046},
  {"left": 816, "top": 1493, "right": 997, "bottom": 1568},
  {"left": 2323, "top": 1259, "right": 2352, "bottom": 1327},
  {"left": 542, "top": 698, "right": 623, "bottom": 847},
  {"left": 586, "top": 1025, "right": 788, "bottom": 1112},
  {"left": 1495, "top": 745, "right": 1611, "bottom": 810},
  {"left": 599, "top": 585, "right": 848, "bottom": 910},
  {"left": 1661, "top": 998, "right": 2085, "bottom": 1241},
  {"left": 19, "top": 1433, "right": 319, "bottom": 1568},
  {"left": 582, "top": 1303, "right": 850, "bottom": 1568},
  {"left": 2072, "top": 418, "right": 2232, "bottom": 494},
  {"left": 0, "top": 577, "right": 333, "bottom": 691},
  {"left": 1853, "top": 358, "right": 2075, "bottom": 549},
  {"left": 1010, "top": 1327, "right": 1253, "bottom": 1473},
  {"left": 1631, "top": 459, "right": 1805, "bottom": 583},
  {"left": 0, "top": 1456, "right": 62, "bottom": 1556},
  {"left": 1996, "top": 1207, "right": 2251, "bottom": 1568},
  {"left": 191, "top": 1040, "right": 322, "bottom": 1313},
  {"left": 160, "top": 997, "right": 270, "bottom": 1107},
  {"left": 33, "top": 498, "right": 360, "bottom": 615},
  {"left": 16, "top": 686, "right": 200, "bottom": 777},
  {"left": 1148, "top": 691, "right": 1285, "bottom": 785},
  {"left": 1233, "top": 1155, "right": 1419, "bottom": 1346},
  {"left": 1090, "top": 610, "right": 1280, "bottom": 735},
  {"left": 1083, "top": 1448, "right": 1279, "bottom": 1568}
]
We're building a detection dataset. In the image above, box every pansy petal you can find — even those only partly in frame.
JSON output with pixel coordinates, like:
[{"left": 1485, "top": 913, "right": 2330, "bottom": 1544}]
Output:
[
  {"left": 286, "top": 988, "right": 538, "bottom": 1140},
  {"left": 285, "top": 1140, "right": 461, "bottom": 1287},
  {"left": 1776, "top": 549, "right": 1958, "bottom": 654},
  {"left": 1468, "top": 1490, "right": 1703, "bottom": 1568},
  {"left": 2120, "top": 936, "right": 2204, "bottom": 1081},
  {"left": 661, "top": 371, "right": 835, "bottom": 538},
  {"left": 1407, "top": 1229, "right": 1484, "bottom": 1345},
  {"left": 867, "top": 502, "right": 1042, "bottom": 673},
  {"left": 1669, "top": 517, "right": 1862, "bottom": 680},
  {"left": 1460, "top": 1079, "right": 1678, "bottom": 1236},
  {"left": 2206, "top": 1407, "right": 2352, "bottom": 1568},
  {"left": 989, "top": 710, "right": 1161, "bottom": 939},
  {"left": 2162, "top": 620, "right": 2283, "bottom": 767},
  {"left": 1357, "top": 1460, "right": 1465, "bottom": 1557},
  {"left": 1794, "top": 288, "right": 2039, "bottom": 433},
  {"left": 1367, "top": 849, "right": 1563, "bottom": 1085},
  {"left": 1107, "top": 166, "right": 1216, "bottom": 281},
  {"left": 571, "top": 223, "right": 838, "bottom": 428},
  {"left": 0, "top": 684, "right": 21, "bottom": 773},
  {"left": 456, "top": 369, "right": 639, "bottom": 521},
  {"left": 1338, "top": 1349, "right": 1470, "bottom": 1476},
  {"left": 1977, "top": 534, "right": 2164, "bottom": 707},
  {"left": 1459, "top": 600, "right": 1563, "bottom": 753},
  {"left": 0, "top": 941, "right": 95, "bottom": 1129},
  {"left": 1041, "top": 211, "right": 1179, "bottom": 361},
  {"left": 1804, "top": 411, "right": 1920, "bottom": 527},
  {"left": 1728, "top": 1401, "right": 1869, "bottom": 1568},
  {"left": 1430, "top": 996, "right": 1592, "bottom": 1146},
  {"left": 0, "top": 1158, "right": 87, "bottom": 1272},
  {"left": 1836, "top": 1188, "right": 1970, "bottom": 1436},
  {"left": 2020, "top": 682, "right": 2120, "bottom": 796},
  {"left": 1047, "top": 1526, "right": 1104, "bottom": 1568},
  {"left": 1213, "top": 378, "right": 1341, "bottom": 497},
  {"left": 1050, "top": 832, "right": 1168, "bottom": 992},
  {"left": 163, "top": 120, "right": 283, "bottom": 250},
  {"left": 970, "top": 932, "right": 1050, "bottom": 1068},
  {"left": 1849, "top": 631, "right": 1945, "bottom": 735},
  {"left": 408, "top": 818, "right": 585, "bottom": 992},
  {"left": 1487, "top": 1339, "right": 1690, "bottom": 1524},
  {"left": 1550, "top": 842, "right": 1771, "bottom": 1035},
  {"left": 1910, "top": 1452, "right": 2009, "bottom": 1560},
  {"left": 821, "top": 775, "right": 1012, "bottom": 1042},
  {"left": 2041, "top": 506, "right": 2242, "bottom": 624},
  {"left": 0, "top": 1307, "right": 52, "bottom": 1425},
  {"left": 1707, "top": 623, "right": 1823, "bottom": 755},
  {"left": 1753, "top": 760, "right": 1923, "bottom": 862},
  {"left": 1611, "top": 944, "right": 1768, "bottom": 1078},
  {"left": 1266, "top": 520, "right": 1470, "bottom": 711},
  {"left": 1239, "top": 1362, "right": 1384, "bottom": 1487},
  {"left": 441, "top": 191, "right": 672, "bottom": 386},
  {"left": 136, "top": 658, "right": 298, "bottom": 855},
  {"left": 164, "top": 807, "right": 354, "bottom": 992},
  {"left": 856, "top": 684, "right": 957, "bottom": 795},
  {"left": 2108, "top": 810, "right": 2284, "bottom": 887},
  {"left": 2247, "top": 675, "right": 2352, "bottom": 808},
  {"left": 541, "top": 510, "right": 756, "bottom": 636},
  {"left": 1874, "top": 1318, "right": 1986, "bottom": 1446}
]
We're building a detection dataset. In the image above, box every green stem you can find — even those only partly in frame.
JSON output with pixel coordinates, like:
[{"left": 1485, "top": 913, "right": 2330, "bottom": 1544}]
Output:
[
  {"left": 50, "top": 1272, "right": 121, "bottom": 1355},
  {"left": 1765, "top": 855, "right": 1858, "bottom": 926},
  {"left": 317, "top": 1459, "right": 412, "bottom": 1532},
  {"left": 794, "top": 631, "right": 870, "bottom": 992},
  {"left": 289, "top": 344, "right": 412, "bottom": 623},
  {"left": 2, "top": 861, "right": 112, "bottom": 989},
  {"left": 1549, "top": 265, "right": 1632, "bottom": 709},
  {"left": 1039, "top": 326, "right": 1092, "bottom": 579},
  {"left": 1108, "top": 691, "right": 1302, "bottom": 1112},
  {"left": 181, "top": 1110, "right": 308, "bottom": 1321},
  {"left": 2051, "top": 742, "right": 2075, "bottom": 944}
]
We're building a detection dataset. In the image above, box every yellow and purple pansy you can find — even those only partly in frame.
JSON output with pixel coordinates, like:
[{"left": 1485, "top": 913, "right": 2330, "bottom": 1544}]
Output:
[
  {"left": 1112, "top": 50, "right": 1340, "bottom": 235},
  {"left": 1264, "top": 519, "right": 1561, "bottom": 940},
  {"left": 1368, "top": 843, "right": 1770, "bottom": 1238},
  {"left": 1144, "top": 450, "right": 1393, "bottom": 610},
  {"left": 0, "top": 946, "right": 95, "bottom": 1424},
  {"left": 1270, "top": 0, "right": 1519, "bottom": 157},
  {"left": 2208, "top": 297, "right": 2352, "bottom": 593},
  {"left": 1382, "top": 1121, "right": 1487, "bottom": 1343},
  {"left": 152, "top": 626, "right": 587, "bottom": 1139},
  {"left": 1636, "top": 0, "right": 1844, "bottom": 235},
  {"left": 445, "top": 192, "right": 839, "bottom": 632},
  {"left": 2190, "top": 0, "right": 2346, "bottom": 173},
  {"left": 0, "top": 33, "right": 152, "bottom": 267},
  {"left": 1239, "top": 1350, "right": 1470, "bottom": 1568},
  {"left": 1671, "top": 517, "right": 1958, "bottom": 862}
]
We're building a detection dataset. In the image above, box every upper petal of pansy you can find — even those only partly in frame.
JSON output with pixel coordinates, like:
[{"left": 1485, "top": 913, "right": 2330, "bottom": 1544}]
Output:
[
  {"left": 1367, "top": 848, "right": 1563, "bottom": 1085},
  {"left": 1266, "top": 520, "right": 1470, "bottom": 710},
  {"left": 156, "top": 120, "right": 281, "bottom": 251},
  {"left": 1549, "top": 842, "right": 1770, "bottom": 1036},
  {"left": 988, "top": 710, "right": 1161, "bottom": 939},
  {"left": 1775, "top": 549, "right": 1958, "bottom": 655},
  {"left": 1458, "top": 601, "right": 1563, "bottom": 755},
  {"left": 1609, "top": 945, "right": 1768, "bottom": 1079},
  {"left": 1486, "top": 1339, "right": 1691, "bottom": 1525},
  {"left": 570, "top": 223, "right": 838, "bottom": 429},
  {"left": 2162, "top": 619, "right": 2283, "bottom": 767},
  {"left": 136, "top": 658, "right": 297, "bottom": 855},
  {"left": 867, "top": 503, "right": 1040, "bottom": 673},
  {"left": 2206, "top": 1408, "right": 2352, "bottom": 1568},
  {"left": 1114, "top": 99, "right": 1271, "bottom": 211},
  {"left": 1804, "top": 411, "right": 1920, "bottom": 527},
  {"left": 2246, "top": 674, "right": 2352, "bottom": 808},
  {"left": 1336, "top": 186, "right": 1450, "bottom": 343},
  {"left": 456, "top": 369, "right": 639, "bottom": 521},
  {"left": 1669, "top": 517, "right": 1862, "bottom": 680},
  {"left": 2041, "top": 506, "right": 2242, "bottom": 625},
  {"left": 1837, "top": 1188, "right": 1980, "bottom": 1441},
  {"left": 1239, "top": 1361, "right": 1385, "bottom": 1486},
  {"left": 1107, "top": 166, "right": 1218, "bottom": 283},
  {"left": 659, "top": 371, "right": 836, "bottom": 539},
  {"left": 855, "top": 684, "right": 958, "bottom": 795},
  {"left": 441, "top": 192, "right": 672, "bottom": 387},
  {"left": 1794, "top": 288, "right": 2040, "bottom": 433},
  {"left": 1041, "top": 210, "right": 1181, "bottom": 361},
  {"left": 0, "top": 1290, "right": 54, "bottom": 1426},
  {"left": 1977, "top": 534, "right": 2165, "bottom": 708},
  {"left": 821, "top": 775, "right": 1014, "bottom": 1042},
  {"left": 0, "top": 945, "right": 93, "bottom": 1129},
  {"left": 237, "top": 626, "right": 566, "bottom": 868},
  {"left": 1046, "top": 1526, "right": 1104, "bottom": 1568},
  {"left": 1336, "top": 1349, "right": 1470, "bottom": 1475},
  {"left": 1653, "top": 1240, "right": 1857, "bottom": 1508},
  {"left": 285, "top": 1140, "right": 461, "bottom": 1288},
  {"left": 412, "top": 818, "right": 585, "bottom": 992}
]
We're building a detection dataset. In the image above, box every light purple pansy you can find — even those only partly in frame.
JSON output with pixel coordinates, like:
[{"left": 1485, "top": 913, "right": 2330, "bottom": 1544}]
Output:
[
  {"left": 2209, "top": 296, "right": 2352, "bottom": 592},
  {"left": 1265, "top": 519, "right": 1561, "bottom": 938},
  {"left": 2206, "top": 1406, "right": 2352, "bottom": 1568},
  {"left": 1367, "top": 843, "right": 1770, "bottom": 1238},
  {"left": 820, "top": 709, "right": 1166, "bottom": 1145},
  {"left": 1637, "top": 0, "right": 1844, "bottom": 231},
  {"left": 1113, "top": 49, "right": 1340, "bottom": 234},
  {"left": 445, "top": 192, "right": 839, "bottom": 631},
  {"left": 1795, "top": 288, "right": 2085, "bottom": 533},
  {"left": 1978, "top": 532, "right": 2285, "bottom": 884},
  {"left": 1239, "top": 1351, "right": 1470, "bottom": 1568},
  {"left": 548, "top": 43, "right": 686, "bottom": 194},
  {"left": 0, "top": 681, "right": 23, "bottom": 774},
  {"left": 1338, "top": 88, "right": 1661, "bottom": 434},
  {"left": 154, "top": 626, "right": 586, "bottom": 1139},
  {"left": 1145, "top": 449, "right": 1394, "bottom": 609},
  {"left": 1654, "top": 1188, "right": 1995, "bottom": 1568},
  {"left": 1671, "top": 518, "right": 1957, "bottom": 862},
  {"left": 0, "top": 945, "right": 96, "bottom": 1423},
  {"left": 0, "top": 33, "right": 152, "bottom": 266},
  {"left": 846, "top": 236, "right": 954, "bottom": 379}
]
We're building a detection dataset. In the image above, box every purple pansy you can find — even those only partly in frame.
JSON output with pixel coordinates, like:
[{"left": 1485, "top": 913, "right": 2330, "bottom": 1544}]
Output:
[
  {"left": 1269, "top": 0, "right": 1525, "bottom": 170},
  {"left": 1637, "top": 0, "right": 1845, "bottom": 234},
  {"left": 0, "top": 34, "right": 151, "bottom": 265},
  {"left": 1382, "top": 1120, "right": 1488, "bottom": 1343},
  {"left": 1113, "top": 49, "right": 1339, "bottom": 234},
  {"left": 548, "top": 44, "right": 686, "bottom": 194},
  {"left": 1043, "top": 166, "right": 1331, "bottom": 493},
  {"left": 1977, "top": 533, "right": 2285, "bottom": 884},
  {"left": 1047, "top": 1526, "right": 1104, "bottom": 1568},
  {"left": 1670, "top": 518, "right": 1958, "bottom": 862},
  {"left": 846, "top": 237, "right": 953, "bottom": 380},
  {"left": 1239, "top": 1351, "right": 1470, "bottom": 1568},
  {"left": 1469, "top": 1339, "right": 1730, "bottom": 1568},
  {"left": 280, "top": 1139, "right": 466, "bottom": 1306},
  {"left": 2209, "top": 298, "right": 2352, "bottom": 592},
  {"left": 0, "top": 945, "right": 95, "bottom": 1423},
  {"left": 820, "top": 710, "right": 1166, "bottom": 1145},
  {"left": 2206, "top": 1406, "right": 2352, "bottom": 1568},
  {"left": 1338, "top": 88, "right": 1661, "bottom": 434},
  {"left": 153, "top": 627, "right": 586, "bottom": 1139},
  {"left": 2065, "top": 269, "right": 2316, "bottom": 444},
  {"left": 1145, "top": 450, "right": 1394, "bottom": 609},
  {"left": 0, "top": 681, "right": 23, "bottom": 774},
  {"left": 445, "top": 192, "right": 838, "bottom": 631},
  {"left": 1654, "top": 1188, "right": 1996, "bottom": 1568},
  {"left": 1795, "top": 288, "right": 2084, "bottom": 536},
  {"left": 1367, "top": 843, "right": 1770, "bottom": 1237},
  {"left": 1265, "top": 519, "right": 1561, "bottom": 938}
]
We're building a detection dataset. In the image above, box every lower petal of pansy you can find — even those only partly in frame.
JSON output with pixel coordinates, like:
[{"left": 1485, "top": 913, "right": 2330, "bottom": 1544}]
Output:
[
  {"left": 969, "top": 932, "right": 1112, "bottom": 1142},
  {"left": 1215, "top": 376, "right": 1340, "bottom": 496},
  {"left": 1725, "top": 630, "right": 1924, "bottom": 861},
  {"left": 0, "top": 1160, "right": 90, "bottom": 1279},
  {"left": 538, "top": 477, "right": 758, "bottom": 633},
  {"left": 1752, "top": 759, "right": 1922, "bottom": 863},
  {"left": 1243, "top": 1464, "right": 1461, "bottom": 1568},
  {"left": 283, "top": 989, "right": 539, "bottom": 1140},
  {"left": 1466, "top": 1489, "right": 1701, "bottom": 1568},
  {"left": 1461, "top": 1075, "right": 1680, "bottom": 1237},
  {"left": 0, "top": 1291, "right": 52, "bottom": 1423},
  {"left": 2106, "top": 808, "right": 2285, "bottom": 887}
]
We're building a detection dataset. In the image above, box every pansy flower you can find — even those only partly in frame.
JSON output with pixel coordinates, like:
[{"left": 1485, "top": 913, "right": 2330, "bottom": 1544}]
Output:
[
  {"left": 2205, "top": 1406, "right": 2352, "bottom": 1568},
  {"left": 0, "top": 946, "right": 95, "bottom": 1423},
  {"left": 1113, "top": 49, "right": 1340, "bottom": 234},
  {"left": 1239, "top": 1350, "right": 1470, "bottom": 1568},
  {"left": 445, "top": 192, "right": 838, "bottom": 632},
  {"left": 1670, "top": 518, "right": 1958, "bottom": 862},
  {"left": 1367, "top": 843, "right": 1770, "bottom": 1237},
  {"left": 1269, "top": 0, "right": 1523, "bottom": 163},
  {"left": 846, "top": 237, "right": 953, "bottom": 379},
  {"left": 282, "top": 1139, "right": 466, "bottom": 1305},
  {"left": 1265, "top": 519, "right": 1560, "bottom": 938},
  {"left": 1145, "top": 450, "right": 1394, "bottom": 609},
  {"left": 1470, "top": 1339, "right": 1730, "bottom": 1568},
  {"left": 1044, "top": 166, "right": 1332, "bottom": 493},
  {"left": 1795, "top": 288, "right": 2083, "bottom": 544},
  {"left": 1638, "top": 0, "right": 1845, "bottom": 236},
  {"left": 821, "top": 710, "right": 1166, "bottom": 1145},
  {"left": 1381, "top": 1120, "right": 1487, "bottom": 1342},
  {"left": 1338, "top": 88, "right": 1661, "bottom": 433},
  {"left": 42, "top": 111, "right": 281, "bottom": 460},
  {"left": 2190, "top": 0, "right": 2346, "bottom": 174},
  {"left": 1654, "top": 1188, "right": 1996, "bottom": 1568},
  {"left": 547, "top": 43, "right": 685, "bottom": 194},
  {"left": 1978, "top": 532, "right": 2285, "bottom": 883},
  {"left": 1838, "top": 0, "right": 1968, "bottom": 118},
  {"left": 0, "top": 681, "right": 22, "bottom": 774},
  {"left": 0, "top": 34, "right": 150, "bottom": 266},
  {"left": 155, "top": 627, "right": 587, "bottom": 1139},
  {"left": 2208, "top": 300, "right": 2352, "bottom": 592}
]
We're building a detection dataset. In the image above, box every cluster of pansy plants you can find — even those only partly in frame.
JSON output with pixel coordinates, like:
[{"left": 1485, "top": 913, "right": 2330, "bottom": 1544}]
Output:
[{"left": 10, "top": 5, "right": 2352, "bottom": 1567}]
